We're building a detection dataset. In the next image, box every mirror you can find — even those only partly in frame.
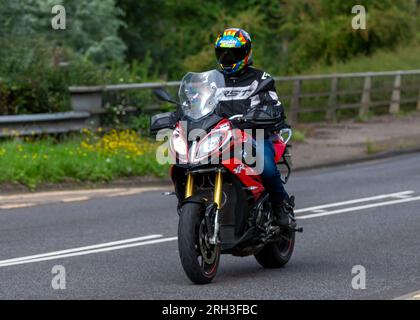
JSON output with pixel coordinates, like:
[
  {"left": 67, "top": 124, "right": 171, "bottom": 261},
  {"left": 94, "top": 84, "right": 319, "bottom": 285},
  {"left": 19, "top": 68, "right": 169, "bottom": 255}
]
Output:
[{"left": 154, "top": 88, "right": 176, "bottom": 104}]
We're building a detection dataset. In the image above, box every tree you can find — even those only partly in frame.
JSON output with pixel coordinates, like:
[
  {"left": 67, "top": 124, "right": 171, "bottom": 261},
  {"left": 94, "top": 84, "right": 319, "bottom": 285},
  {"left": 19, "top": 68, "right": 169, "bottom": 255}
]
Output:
[{"left": 0, "top": 0, "right": 126, "bottom": 67}]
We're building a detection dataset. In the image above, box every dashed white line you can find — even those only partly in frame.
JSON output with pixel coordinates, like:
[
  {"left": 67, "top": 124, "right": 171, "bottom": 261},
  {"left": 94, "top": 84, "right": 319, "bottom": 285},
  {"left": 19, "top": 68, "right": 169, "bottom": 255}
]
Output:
[
  {"left": 295, "top": 190, "right": 414, "bottom": 213},
  {"left": 107, "top": 187, "right": 168, "bottom": 197},
  {"left": 1, "top": 189, "right": 418, "bottom": 267},
  {"left": 392, "top": 194, "right": 413, "bottom": 199},
  {"left": 297, "top": 195, "right": 420, "bottom": 220},
  {"left": 0, "top": 203, "right": 37, "bottom": 210},
  {"left": 312, "top": 209, "right": 328, "bottom": 214},
  {"left": 0, "top": 186, "right": 171, "bottom": 209},
  {"left": 394, "top": 290, "right": 420, "bottom": 300},
  {"left": 0, "top": 237, "right": 178, "bottom": 268},
  {"left": 61, "top": 196, "right": 90, "bottom": 203},
  {"left": 0, "top": 234, "right": 163, "bottom": 267}
]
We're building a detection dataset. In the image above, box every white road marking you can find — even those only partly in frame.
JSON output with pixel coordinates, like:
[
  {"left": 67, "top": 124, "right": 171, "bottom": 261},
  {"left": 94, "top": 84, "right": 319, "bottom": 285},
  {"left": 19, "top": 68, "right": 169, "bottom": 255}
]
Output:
[
  {"left": 61, "top": 196, "right": 90, "bottom": 203},
  {"left": 107, "top": 188, "right": 167, "bottom": 197},
  {"left": 295, "top": 190, "right": 414, "bottom": 213},
  {"left": 0, "top": 189, "right": 418, "bottom": 267},
  {"left": 297, "top": 195, "right": 420, "bottom": 220},
  {"left": 392, "top": 194, "right": 413, "bottom": 199},
  {"left": 0, "top": 237, "right": 178, "bottom": 268},
  {"left": 0, "top": 234, "right": 163, "bottom": 267},
  {"left": 0, "top": 186, "right": 170, "bottom": 204},
  {"left": 0, "top": 186, "right": 173, "bottom": 211},
  {"left": 312, "top": 209, "right": 328, "bottom": 214},
  {"left": 394, "top": 290, "right": 420, "bottom": 300},
  {"left": 0, "top": 189, "right": 116, "bottom": 201},
  {"left": 0, "top": 203, "right": 37, "bottom": 210}
]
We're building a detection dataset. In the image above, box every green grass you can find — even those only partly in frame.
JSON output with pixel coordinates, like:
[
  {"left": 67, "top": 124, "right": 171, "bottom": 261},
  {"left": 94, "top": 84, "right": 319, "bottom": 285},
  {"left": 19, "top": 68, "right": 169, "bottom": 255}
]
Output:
[
  {"left": 365, "top": 140, "right": 385, "bottom": 155},
  {"left": 0, "top": 136, "right": 168, "bottom": 189},
  {"left": 292, "top": 129, "right": 306, "bottom": 142}
]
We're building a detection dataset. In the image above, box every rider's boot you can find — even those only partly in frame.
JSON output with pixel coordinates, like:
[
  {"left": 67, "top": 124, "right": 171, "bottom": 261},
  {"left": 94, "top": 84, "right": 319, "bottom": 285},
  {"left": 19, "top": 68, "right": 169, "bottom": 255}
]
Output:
[{"left": 273, "top": 195, "right": 295, "bottom": 227}]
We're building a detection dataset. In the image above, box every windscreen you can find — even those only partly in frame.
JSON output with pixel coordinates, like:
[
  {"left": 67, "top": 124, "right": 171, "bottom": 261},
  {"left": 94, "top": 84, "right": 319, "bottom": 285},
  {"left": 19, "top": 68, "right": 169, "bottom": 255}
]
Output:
[{"left": 178, "top": 70, "right": 225, "bottom": 120}]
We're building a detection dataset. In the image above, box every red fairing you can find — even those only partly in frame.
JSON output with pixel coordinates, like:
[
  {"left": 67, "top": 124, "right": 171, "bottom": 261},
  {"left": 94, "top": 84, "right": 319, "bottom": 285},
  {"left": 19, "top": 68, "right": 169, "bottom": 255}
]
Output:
[
  {"left": 222, "top": 158, "right": 264, "bottom": 200},
  {"left": 219, "top": 125, "right": 264, "bottom": 200},
  {"left": 273, "top": 139, "right": 286, "bottom": 163}
]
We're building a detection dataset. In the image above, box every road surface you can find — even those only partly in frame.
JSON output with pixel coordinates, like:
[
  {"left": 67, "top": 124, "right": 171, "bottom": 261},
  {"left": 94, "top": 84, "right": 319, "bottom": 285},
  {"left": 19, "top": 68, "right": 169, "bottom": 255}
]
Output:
[{"left": 0, "top": 153, "right": 419, "bottom": 299}]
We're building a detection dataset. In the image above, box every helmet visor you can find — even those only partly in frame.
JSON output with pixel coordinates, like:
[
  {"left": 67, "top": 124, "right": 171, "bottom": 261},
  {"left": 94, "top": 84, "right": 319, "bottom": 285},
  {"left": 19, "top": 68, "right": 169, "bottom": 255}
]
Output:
[{"left": 215, "top": 47, "right": 248, "bottom": 66}]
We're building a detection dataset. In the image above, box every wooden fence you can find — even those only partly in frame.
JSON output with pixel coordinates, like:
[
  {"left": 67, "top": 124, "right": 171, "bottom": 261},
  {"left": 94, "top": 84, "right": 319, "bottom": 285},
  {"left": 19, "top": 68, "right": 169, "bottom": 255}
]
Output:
[
  {"left": 70, "top": 69, "right": 420, "bottom": 125},
  {"left": 272, "top": 70, "right": 420, "bottom": 123}
]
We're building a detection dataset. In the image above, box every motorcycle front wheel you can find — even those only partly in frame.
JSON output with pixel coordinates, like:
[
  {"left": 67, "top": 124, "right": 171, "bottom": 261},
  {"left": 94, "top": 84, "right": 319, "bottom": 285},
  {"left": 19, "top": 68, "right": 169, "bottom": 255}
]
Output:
[{"left": 178, "top": 202, "right": 220, "bottom": 284}]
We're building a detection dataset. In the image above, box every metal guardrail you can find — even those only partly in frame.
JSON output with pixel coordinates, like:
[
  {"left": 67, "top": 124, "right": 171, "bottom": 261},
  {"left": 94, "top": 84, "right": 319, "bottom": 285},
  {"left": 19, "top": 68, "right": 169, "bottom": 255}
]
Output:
[
  {"left": 1, "top": 69, "right": 420, "bottom": 136},
  {"left": 0, "top": 111, "right": 95, "bottom": 137}
]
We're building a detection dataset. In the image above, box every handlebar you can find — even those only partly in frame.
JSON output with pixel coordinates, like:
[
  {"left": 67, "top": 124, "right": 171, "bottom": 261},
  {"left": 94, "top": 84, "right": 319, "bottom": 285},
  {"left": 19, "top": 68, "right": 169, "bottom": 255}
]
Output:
[
  {"left": 228, "top": 114, "right": 244, "bottom": 121},
  {"left": 229, "top": 114, "right": 292, "bottom": 144}
]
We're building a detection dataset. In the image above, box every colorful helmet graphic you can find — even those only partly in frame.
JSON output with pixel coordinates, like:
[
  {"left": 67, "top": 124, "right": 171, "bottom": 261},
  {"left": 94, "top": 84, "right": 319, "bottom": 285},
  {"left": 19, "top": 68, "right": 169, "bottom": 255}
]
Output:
[{"left": 215, "top": 28, "right": 253, "bottom": 75}]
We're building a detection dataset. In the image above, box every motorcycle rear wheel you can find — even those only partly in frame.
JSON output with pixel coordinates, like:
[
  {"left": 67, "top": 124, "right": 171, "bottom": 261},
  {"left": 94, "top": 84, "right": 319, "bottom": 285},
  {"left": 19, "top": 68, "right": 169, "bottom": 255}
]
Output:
[
  {"left": 254, "top": 229, "right": 295, "bottom": 268},
  {"left": 178, "top": 202, "right": 220, "bottom": 284}
]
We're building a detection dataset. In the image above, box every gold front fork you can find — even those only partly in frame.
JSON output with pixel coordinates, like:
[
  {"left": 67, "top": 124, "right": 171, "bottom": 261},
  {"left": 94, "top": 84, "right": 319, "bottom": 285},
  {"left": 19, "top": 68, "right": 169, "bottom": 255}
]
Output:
[
  {"left": 213, "top": 170, "right": 223, "bottom": 208},
  {"left": 185, "top": 169, "right": 223, "bottom": 207},
  {"left": 185, "top": 173, "right": 194, "bottom": 198}
]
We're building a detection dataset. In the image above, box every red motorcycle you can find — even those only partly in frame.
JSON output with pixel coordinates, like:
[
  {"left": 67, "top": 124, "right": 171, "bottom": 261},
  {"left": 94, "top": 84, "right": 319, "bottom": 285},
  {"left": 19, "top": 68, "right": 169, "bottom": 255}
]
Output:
[{"left": 151, "top": 71, "right": 301, "bottom": 284}]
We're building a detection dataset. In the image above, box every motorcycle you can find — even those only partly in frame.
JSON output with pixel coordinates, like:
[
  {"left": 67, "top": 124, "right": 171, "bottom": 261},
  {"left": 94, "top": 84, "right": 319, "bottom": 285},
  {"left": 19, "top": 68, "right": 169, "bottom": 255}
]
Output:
[{"left": 150, "top": 70, "right": 302, "bottom": 284}]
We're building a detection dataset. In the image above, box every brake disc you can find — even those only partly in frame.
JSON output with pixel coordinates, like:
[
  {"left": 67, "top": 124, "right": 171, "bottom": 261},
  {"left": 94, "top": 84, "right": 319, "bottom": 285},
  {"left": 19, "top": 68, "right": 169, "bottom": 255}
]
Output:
[{"left": 199, "top": 220, "right": 217, "bottom": 264}]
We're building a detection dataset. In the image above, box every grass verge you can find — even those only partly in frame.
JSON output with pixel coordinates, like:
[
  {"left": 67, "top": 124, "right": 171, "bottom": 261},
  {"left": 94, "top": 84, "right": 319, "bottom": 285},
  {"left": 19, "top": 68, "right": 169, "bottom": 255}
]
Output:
[{"left": 0, "top": 130, "right": 169, "bottom": 189}]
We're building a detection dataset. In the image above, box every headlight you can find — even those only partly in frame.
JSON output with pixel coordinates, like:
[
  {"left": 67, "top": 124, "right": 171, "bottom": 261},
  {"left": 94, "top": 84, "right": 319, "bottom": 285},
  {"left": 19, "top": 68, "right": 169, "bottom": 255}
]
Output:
[
  {"left": 170, "top": 131, "right": 187, "bottom": 156},
  {"left": 194, "top": 130, "right": 231, "bottom": 161},
  {"left": 201, "top": 132, "right": 223, "bottom": 153}
]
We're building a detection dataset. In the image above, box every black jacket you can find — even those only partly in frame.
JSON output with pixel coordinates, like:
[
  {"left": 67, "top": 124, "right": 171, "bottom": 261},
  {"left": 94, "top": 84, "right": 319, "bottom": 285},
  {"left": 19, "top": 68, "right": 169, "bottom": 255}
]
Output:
[{"left": 216, "top": 66, "right": 285, "bottom": 119}]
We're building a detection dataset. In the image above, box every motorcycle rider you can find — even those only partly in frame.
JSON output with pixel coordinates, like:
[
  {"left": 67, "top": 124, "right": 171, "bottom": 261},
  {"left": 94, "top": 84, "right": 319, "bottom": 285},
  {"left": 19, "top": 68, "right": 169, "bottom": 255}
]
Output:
[{"left": 214, "top": 28, "right": 294, "bottom": 227}]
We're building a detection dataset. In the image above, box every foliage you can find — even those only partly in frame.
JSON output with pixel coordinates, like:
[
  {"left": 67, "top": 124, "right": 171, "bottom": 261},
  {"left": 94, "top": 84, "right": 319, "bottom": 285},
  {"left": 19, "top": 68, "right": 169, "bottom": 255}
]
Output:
[
  {"left": 118, "top": 0, "right": 420, "bottom": 77},
  {"left": 0, "top": 0, "right": 419, "bottom": 116},
  {"left": 0, "top": 0, "right": 128, "bottom": 115},
  {"left": 0, "top": 0, "right": 126, "bottom": 64},
  {"left": 0, "top": 130, "right": 168, "bottom": 188}
]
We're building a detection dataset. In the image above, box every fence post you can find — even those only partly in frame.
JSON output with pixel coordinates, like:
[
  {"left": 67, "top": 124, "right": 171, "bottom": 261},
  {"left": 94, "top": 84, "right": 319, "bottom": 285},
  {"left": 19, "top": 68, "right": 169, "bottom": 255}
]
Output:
[
  {"left": 290, "top": 79, "right": 301, "bottom": 124},
  {"left": 326, "top": 76, "right": 339, "bottom": 122},
  {"left": 389, "top": 73, "right": 402, "bottom": 114},
  {"left": 69, "top": 86, "right": 105, "bottom": 114},
  {"left": 359, "top": 75, "right": 371, "bottom": 118}
]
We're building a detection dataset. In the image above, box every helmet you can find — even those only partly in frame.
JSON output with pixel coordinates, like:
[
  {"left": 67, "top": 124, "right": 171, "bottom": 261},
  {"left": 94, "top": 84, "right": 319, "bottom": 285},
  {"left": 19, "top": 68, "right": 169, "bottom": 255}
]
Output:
[{"left": 215, "top": 28, "right": 253, "bottom": 75}]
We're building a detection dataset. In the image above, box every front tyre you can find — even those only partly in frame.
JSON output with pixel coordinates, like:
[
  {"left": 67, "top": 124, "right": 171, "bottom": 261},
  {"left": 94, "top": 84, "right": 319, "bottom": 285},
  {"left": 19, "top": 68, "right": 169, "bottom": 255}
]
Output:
[
  {"left": 254, "top": 229, "right": 295, "bottom": 268},
  {"left": 178, "top": 202, "right": 220, "bottom": 284}
]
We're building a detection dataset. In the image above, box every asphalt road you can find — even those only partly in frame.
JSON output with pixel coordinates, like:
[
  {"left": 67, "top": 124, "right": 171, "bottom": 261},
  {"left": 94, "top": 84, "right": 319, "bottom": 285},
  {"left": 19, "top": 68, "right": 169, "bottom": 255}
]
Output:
[{"left": 0, "top": 153, "right": 420, "bottom": 300}]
